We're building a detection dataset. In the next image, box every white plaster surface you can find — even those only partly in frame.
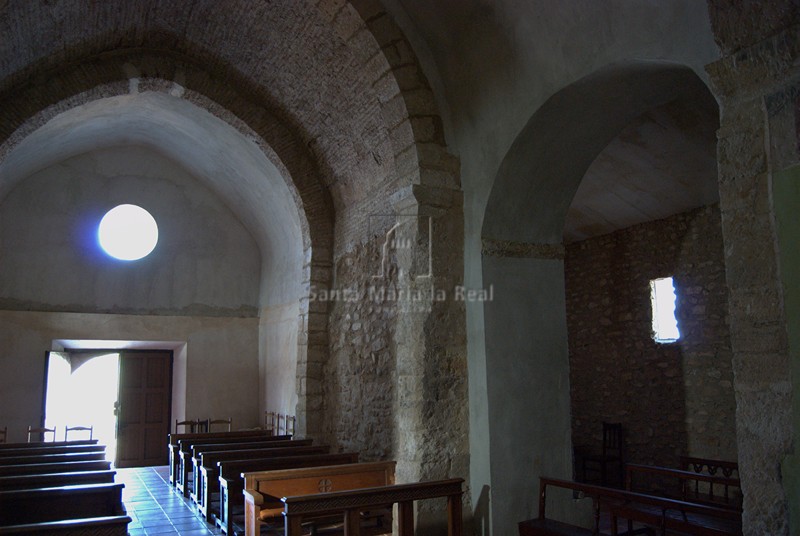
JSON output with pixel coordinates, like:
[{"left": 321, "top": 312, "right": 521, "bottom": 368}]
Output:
[
  {"left": 0, "top": 309, "right": 259, "bottom": 444},
  {"left": 0, "top": 145, "right": 261, "bottom": 314}
]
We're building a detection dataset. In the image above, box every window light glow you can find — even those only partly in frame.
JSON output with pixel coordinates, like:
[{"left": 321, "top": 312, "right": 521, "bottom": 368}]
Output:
[
  {"left": 650, "top": 276, "right": 680, "bottom": 343},
  {"left": 98, "top": 204, "right": 158, "bottom": 261}
]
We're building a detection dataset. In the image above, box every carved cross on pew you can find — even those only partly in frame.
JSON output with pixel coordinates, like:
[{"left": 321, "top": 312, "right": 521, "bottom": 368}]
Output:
[{"left": 318, "top": 478, "right": 333, "bottom": 492}]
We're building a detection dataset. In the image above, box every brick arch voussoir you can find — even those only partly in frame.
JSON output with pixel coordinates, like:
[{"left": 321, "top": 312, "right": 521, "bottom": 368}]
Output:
[
  {"left": 0, "top": 48, "right": 334, "bottom": 435},
  {"left": 0, "top": 46, "right": 334, "bottom": 273},
  {"left": 313, "top": 0, "right": 460, "bottom": 190}
]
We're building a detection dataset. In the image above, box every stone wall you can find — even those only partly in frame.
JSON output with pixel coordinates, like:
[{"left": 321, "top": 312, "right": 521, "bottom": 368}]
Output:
[
  {"left": 566, "top": 204, "right": 737, "bottom": 470},
  {"left": 323, "top": 233, "right": 398, "bottom": 461},
  {"left": 705, "top": 5, "right": 800, "bottom": 530}
]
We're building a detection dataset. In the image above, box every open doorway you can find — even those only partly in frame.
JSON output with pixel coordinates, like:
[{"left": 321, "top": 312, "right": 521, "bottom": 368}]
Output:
[
  {"left": 43, "top": 349, "right": 174, "bottom": 467},
  {"left": 44, "top": 351, "right": 120, "bottom": 460}
]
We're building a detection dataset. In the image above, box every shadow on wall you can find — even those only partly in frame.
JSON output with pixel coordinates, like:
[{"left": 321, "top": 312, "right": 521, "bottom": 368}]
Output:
[{"left": 473, "top": 484, "right": 491, "bottom": 536}]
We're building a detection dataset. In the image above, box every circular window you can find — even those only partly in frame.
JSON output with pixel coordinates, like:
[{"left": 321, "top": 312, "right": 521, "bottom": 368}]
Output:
[{"left": 98, "top": 204, "right": 159, "bottom": 261}]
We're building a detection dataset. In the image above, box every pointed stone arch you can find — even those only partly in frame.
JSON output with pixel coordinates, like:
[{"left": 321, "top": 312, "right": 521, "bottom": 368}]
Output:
[{"left": 0, "top": 47, "right": 334, "bottom": 438}]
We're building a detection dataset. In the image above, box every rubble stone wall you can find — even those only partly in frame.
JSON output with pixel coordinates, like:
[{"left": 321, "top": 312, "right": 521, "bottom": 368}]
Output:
[{"left": 566, "top": 205, "right": 737, "bottom": 469}]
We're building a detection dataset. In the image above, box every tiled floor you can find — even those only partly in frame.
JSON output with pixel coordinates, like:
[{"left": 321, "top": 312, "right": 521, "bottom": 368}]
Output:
[{"left": 116, "top": 466, "right": 222, "bottom": 536}]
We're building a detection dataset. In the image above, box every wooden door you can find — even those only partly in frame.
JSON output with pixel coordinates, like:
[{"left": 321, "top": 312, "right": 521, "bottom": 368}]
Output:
[{"left": 116, "top": 350, "right": 172, "bottom": 467}]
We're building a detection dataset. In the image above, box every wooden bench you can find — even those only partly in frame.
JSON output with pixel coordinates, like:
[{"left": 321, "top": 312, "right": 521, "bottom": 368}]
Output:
[
  {"left": 0, "top": 482, "right": 128, "bottom": 527},
  {"left": 281, "top": 478, "right": 464, "bottom": 536},
  {"left": 625, "top": 463, "right": 742, "bottom": 511},
  {"left": 680, "top": 457, "right": 739, "bottom": 478},
  {"left": 0, "top": 515, "right": 130, "bottom": 534},
  {"left": 188, "top": 439, "right": 316, "bottom": 504},
  {"left": 0, "top": 444, "right": 105, "bottom": 458},
  {"left": 243, "top": 461, "right": 396, "bottom": 536},
  {"left": 0, "top": 459, "right": 112, "bottom": 477},
  {"left": 518, "top": 477, "right": 742, "bottom": 536},
  {"left": 0, "top": 451, "right": 106, "bottom": 466},
  {"left": 172, "top": 433, "right": 292, "bottom": 493},
  {"left": 178, "top": 437, "right": 309, "bottom": 498},
  {"left": 168, "top": 430, "right": 287, "bottom": 486},
  {"left": 217, "top": 453, "right": 360, "bottom": 534},
  {"left": 0, "top": 439, "right": 98, "bottom": 450},
  {"left": 195, "top": 444, "right": 330, "bottom": 519},
  {"left": 0, "top": 469, "right": 117, "bottom": 491}
]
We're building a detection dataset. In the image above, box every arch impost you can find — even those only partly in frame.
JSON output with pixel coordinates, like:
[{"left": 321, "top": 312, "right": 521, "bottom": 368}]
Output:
[
  {"left": 481, "top": 238, "right": 565, "bottom": 260},
  {"left": 390, "top": 183, "right": 463, "bottom": 214},
  {"left": 706, "top": 23, "right": 800, "bottom": 104}
]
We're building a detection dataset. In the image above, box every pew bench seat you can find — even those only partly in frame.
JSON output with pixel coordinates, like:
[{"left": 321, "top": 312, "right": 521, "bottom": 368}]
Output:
[
  {"left": 0, "top": 515, "right": 131, "bottom": 535},
  {"left": 518, "top": 477, "right": 742, "bottom": 536},
  {"left": 517, "top": 518, "right": 594, "bottom": 536}
]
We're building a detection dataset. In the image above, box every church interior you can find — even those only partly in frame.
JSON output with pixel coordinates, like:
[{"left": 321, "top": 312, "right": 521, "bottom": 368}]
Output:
[{"left": 0, "top": 1, "right": 798, "bottom": 535}]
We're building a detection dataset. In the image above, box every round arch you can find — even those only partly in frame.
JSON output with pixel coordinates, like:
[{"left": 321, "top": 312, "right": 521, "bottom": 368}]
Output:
[{"left": 479, "top": 60, "right": 718, "bottom": 530}]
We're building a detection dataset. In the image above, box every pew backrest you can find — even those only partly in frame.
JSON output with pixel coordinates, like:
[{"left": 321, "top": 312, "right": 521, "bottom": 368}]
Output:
[
  {"left": 245, "top": 461, "right": 396, "bottom": 505},
  {"left": 0, "top": 439, "right": 98, "bottom": 450},
  {"left": 213, "top": 452, "right": 359, "bottom": 531},
  {"left": 243, "top": 461, "right": 396, "bottom": 536},
  {"left": 190, "top": 438, "right": 313, "bottom": 460},
  {"left": 0, "top": 451, "right": 106, "bottom": 466},
  {"left": 0, "top": 469, "right": 116, "bottom": 491},
  {"left": 281, "top": 478, "right": 464, "bottom": 536},
  {"left": 201, "top": 445, "right": 329, "bottom": 469},
  {"left": 0, "top": 460, "right": 112, "bottom": 477},
  {"left": 680, "top": 456, "right": 739, "bottom": 479},
  {"left": 525, "top": 477, "right": 741, "bottom": 536},
  {"left": 0, "top": 444, "right": 105, "bottom": 458},
  {"left": 0, "top": 482, "right": 126, "bottom": 526},
  {"left": 625, "top": 463, "right": 742, "bottom": 510},
  {"left": 169, "top": 430, "right": 288, "bottom": 448},
  {"left": 168, "top": 430, "right": 287, "bottom": 486}
]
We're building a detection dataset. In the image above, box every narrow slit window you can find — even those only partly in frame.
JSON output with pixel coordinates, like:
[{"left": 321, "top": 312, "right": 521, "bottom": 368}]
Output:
[{"left": 650, "top": 276, "right": 680, "bottom": 343}]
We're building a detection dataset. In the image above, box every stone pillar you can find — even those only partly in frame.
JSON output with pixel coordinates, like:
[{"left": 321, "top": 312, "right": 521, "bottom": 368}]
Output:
[
  {"left": 391, "top": 183, "right": 470, "bottom": 530},
  {"left": 705, "top": 15, "right": 800, "bottom": 535},
  {"left": 296, "top": 253, "right": 332, "bottom": 439}
]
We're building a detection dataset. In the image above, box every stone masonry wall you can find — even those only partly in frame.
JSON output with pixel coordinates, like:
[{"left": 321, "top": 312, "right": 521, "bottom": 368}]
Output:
[
  {"left": 323, "top": 232, "right": 399, "bottom": 461},
  {"left": 566, "top": 205, "right": 737, "bottom": 471},
  {"left": 705, "top": 8, "right": 800, "bottom": 531}
]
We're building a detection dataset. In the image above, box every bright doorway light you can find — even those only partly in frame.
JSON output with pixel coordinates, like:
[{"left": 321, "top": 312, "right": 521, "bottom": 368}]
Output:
[
  {"left": 45, "top": 352, "right": 120, "bottom": 461},
  {"left": 98, "top": 204, "right": 158, "bottom": 260},
  {"left": 650, "top": 276, "right": 680, "bottom": 343}
]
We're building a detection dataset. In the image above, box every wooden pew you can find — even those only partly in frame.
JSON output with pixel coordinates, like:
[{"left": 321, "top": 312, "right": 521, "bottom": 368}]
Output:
[
  {"left": 0, "top": 482, "right": 129, "bottom": 534},
  {"left": 0, "top": 451, "right": 106, "bottom": 466},
  {"left": 281, "top": 478, "right": 464, "bottom": 536},
  {"left": 625, "top": 463, "right": 742, "bottom": 511},
  {"left": 170, "top": 431, "right": 291, "bottom": 490},
  {"left": 0, "top": 439, "right": 98, "bottom": 450},
  {"left": 243, "top": 461, "right": 396, "bottom": 536},
  {"left": 178, "top": 437, "right": 308, "bottom": 498},
  {"left": 195, "top": 444, "right": 329, "bottom": 519},
  {"left": 168, "top": 430, "right": 287, "bottom": 486},
  {"left": 216, "top": 453, "right": 360, "bottom": 534},
  {"left": 0, "top": 469, "right": 116, "bottom": 491},
  {"left": 681, "top": 456, "right": 739, "bottom": 478},
  {"left": 0, "top": 443, "right": 105, "bottom": 458},
  {"left": 0, "top": 515, "right": 131, "bottom": 535},
  {"left": 188, "top": 439, "right": 315, "bottom": 504},
  {"left": 517, "top": 477, "right": 742, "bottom": 536},
  {"left": 0, "top": 459, "right": 112, "bottom": 477}
]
